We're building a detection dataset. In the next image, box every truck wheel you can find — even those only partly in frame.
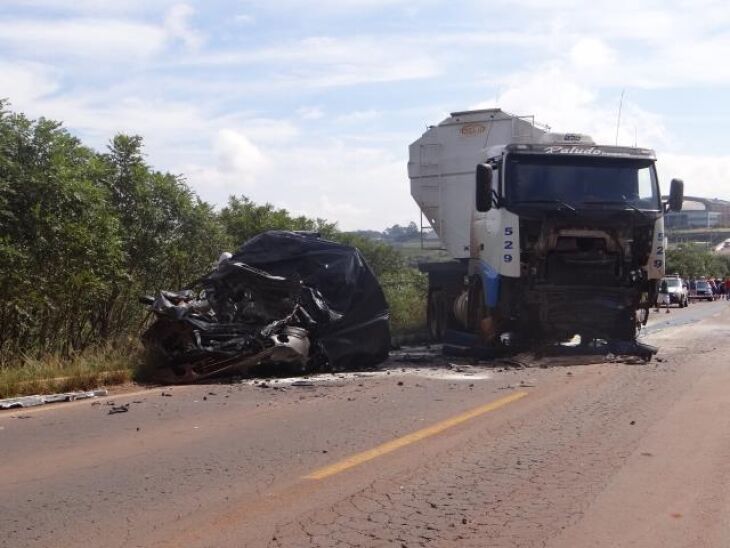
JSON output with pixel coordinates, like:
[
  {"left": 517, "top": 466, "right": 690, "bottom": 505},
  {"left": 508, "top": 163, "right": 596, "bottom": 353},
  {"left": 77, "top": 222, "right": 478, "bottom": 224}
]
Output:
[{"left": 427, "top": 290, "right": 447, "bottom": 342}]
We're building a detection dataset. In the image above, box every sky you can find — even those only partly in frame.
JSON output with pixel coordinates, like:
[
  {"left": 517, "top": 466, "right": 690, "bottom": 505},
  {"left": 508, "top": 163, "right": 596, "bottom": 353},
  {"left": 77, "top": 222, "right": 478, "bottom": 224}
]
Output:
[{"left": 2, "top": 0, "right": 730, "bottom": 230}]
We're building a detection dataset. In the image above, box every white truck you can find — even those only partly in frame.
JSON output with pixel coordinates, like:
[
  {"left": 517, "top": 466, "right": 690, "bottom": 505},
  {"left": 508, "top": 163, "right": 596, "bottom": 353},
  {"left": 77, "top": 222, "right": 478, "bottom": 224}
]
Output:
[{"left": 408, "top": 108, "right": 684, "bottom": 349}]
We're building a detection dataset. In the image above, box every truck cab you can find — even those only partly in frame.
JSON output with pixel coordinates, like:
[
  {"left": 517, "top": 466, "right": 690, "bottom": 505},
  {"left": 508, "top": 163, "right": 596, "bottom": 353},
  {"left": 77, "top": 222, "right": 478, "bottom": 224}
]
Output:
[{"left": 409, "top": 109, "right": 684, "bottom": 347}]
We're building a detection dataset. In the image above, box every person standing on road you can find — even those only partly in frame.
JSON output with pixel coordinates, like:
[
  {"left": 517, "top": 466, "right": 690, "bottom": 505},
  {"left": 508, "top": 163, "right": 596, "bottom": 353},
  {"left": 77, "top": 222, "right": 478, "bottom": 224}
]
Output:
[{"left": 725, "top": 278, "right": 730, "bottom": 300}]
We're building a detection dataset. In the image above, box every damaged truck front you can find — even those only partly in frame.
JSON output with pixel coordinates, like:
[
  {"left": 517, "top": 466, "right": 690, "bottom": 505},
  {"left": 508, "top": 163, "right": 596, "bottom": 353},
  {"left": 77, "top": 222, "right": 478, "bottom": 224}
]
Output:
[{"left": 410, "top": 109, "right": 684, "bottom": 351}]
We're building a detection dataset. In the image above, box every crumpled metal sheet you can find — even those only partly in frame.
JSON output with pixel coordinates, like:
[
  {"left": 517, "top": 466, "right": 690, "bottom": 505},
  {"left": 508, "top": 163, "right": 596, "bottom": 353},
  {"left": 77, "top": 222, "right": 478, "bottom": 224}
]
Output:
[
  {"left": 140, "top": 231, "right": 391, "bottom": 383},
  {"left": 0, "top": 389, "right": 109, "bottom": 410}
]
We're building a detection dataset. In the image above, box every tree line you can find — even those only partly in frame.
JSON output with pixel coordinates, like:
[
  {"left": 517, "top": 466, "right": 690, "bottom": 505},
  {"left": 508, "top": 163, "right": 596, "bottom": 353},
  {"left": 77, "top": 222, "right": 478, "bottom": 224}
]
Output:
[
  {"left": 0, "top": 102, "right": 418, "bottom": 365},
  {"left": 665, "top": 243, "right": 730, "bottom": 280}
]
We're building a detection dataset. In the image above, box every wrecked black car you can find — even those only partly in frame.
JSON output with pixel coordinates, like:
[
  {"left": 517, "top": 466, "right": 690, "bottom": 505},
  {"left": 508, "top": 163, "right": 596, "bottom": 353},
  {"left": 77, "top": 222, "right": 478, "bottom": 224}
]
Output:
[{"left": 140, "top": 231, "right": 391, "bottom": 383}]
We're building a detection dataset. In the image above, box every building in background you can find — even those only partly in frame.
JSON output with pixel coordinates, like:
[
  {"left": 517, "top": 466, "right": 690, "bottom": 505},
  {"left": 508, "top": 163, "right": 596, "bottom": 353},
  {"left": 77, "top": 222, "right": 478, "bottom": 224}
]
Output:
[
  {"left": 664, "top": 196, "right": 730, "bottom": 229},
  {"left": 663, "top": 196, "right": 730, "bottom": 248}
]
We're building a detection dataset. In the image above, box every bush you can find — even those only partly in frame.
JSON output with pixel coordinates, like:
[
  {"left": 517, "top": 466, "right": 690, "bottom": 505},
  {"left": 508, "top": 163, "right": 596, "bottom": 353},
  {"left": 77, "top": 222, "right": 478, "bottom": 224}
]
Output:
[{"left": 380, "top": 268, "right": 427, "bottom": 334}]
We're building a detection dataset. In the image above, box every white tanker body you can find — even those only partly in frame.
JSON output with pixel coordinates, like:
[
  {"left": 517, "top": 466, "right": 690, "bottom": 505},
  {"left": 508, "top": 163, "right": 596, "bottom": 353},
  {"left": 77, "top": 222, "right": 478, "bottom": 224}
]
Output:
[{"left": 408, "top": 108, "right": 684, "bottom": 347}]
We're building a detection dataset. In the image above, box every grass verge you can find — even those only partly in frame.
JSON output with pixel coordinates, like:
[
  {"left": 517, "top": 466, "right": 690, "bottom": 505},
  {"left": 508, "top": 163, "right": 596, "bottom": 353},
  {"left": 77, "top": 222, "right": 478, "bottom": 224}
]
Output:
[
  {"left": 0, "top": 344, "right": 139, "bottom": 400},
  {"left": 381, "top": 268, "right": 428, "bottom": 335}
]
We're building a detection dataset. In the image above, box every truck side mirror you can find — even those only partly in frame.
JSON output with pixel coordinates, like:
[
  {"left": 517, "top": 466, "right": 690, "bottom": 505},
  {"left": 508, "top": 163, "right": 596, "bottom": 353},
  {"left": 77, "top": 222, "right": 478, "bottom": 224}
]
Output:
[
  {"left": 667, "top": 178, "right": 684, "bottom": 212},
  {"left": 476, "top": 163, "right": 493, "bottom": 212}
]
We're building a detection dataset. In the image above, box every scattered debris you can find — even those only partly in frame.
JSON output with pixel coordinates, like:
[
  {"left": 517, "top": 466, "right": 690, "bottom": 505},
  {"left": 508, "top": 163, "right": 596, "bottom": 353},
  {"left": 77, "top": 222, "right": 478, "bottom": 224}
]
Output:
[
  {"left": 290, "top": 380, "right": 314, "bottom": 387},
  {"left": 140, "top": 231, "right": 391, "bottom": 383},
  {"left": 0, "top": 389, "right": 108, "bottom": 410},
  {"left": 393, "top": 352, "right": 437, "bottom": 364},
  {"left": 108, "top": 404, "right": 130, "bottom": 415}
]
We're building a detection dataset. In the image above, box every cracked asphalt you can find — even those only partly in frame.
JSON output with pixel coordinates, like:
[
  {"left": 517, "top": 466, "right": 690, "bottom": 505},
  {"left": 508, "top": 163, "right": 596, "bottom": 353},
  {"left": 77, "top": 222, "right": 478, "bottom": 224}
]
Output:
[{"left": 2, "top": 301, "right": 730, "bottom": 547}]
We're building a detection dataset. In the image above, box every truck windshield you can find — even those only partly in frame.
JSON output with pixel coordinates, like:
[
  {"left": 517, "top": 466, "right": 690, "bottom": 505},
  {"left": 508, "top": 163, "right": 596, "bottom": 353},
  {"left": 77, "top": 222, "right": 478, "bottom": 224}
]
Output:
[{"left": 506, "top": 154, "right": 660, "bottom": 211}]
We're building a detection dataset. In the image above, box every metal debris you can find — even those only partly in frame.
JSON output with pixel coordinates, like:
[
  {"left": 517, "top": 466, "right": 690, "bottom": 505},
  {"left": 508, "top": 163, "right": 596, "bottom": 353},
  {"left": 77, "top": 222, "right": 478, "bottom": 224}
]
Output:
[
  {"left": 108, "top": 404, "right": 130, "bottom": 415},
  {"left": 0, "top": 389, "right": 108, "bottom": 410}
]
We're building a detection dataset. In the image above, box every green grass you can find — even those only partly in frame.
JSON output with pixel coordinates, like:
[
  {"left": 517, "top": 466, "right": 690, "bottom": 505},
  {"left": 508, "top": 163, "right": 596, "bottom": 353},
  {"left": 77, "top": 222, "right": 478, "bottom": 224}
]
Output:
[
  {"left": 381, "top": 269, "right": 428, "bottom": 335},
  {"left": 0, "top": 344, "right": 139, "bottom": 399}
]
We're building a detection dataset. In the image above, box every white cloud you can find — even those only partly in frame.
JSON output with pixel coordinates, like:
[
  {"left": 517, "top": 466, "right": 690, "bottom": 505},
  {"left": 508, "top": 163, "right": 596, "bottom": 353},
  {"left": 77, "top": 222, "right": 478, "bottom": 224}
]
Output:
[
  {"left": 335, "top": 109, "right": 380, "bottom": 124},
  {"left": 0, "top": 62, "right": 60, "bottom": 108},
  {"left": 238, "top": 0, "right": 437, "bottom": 12},
  {"left": 0, "top": 0, "right": 179, "bottom": 14},
  {"left": 176, "top": 132, "right": 415, "bottom": 230},
  {"left": 258, "top": 140, "right": 412, "bottom": 230},
  {"left": 474, "top": 59, "right": 669, "bottom": 148},
  {"left": 569, "top": 38, "right": 616, "bottom": 69},
  {"left": 183, "top": 129, "right": 270, "bottom": 195},
  {"left": 182, "top": 35, "right": 442, "bottom": 87},
  {"left": 164, "top": 3, "right": 203, "bottom": 49},
  {"left": 297, "top": 106, "right": 324, "bottom": 120},
  {"left": 0, "top": 18, "right": 167, "bottom": 59},
  {"left": 659, "top": 153, "right": 730, "bottom": 200},
  {"left": 300, "top": 195, "right": 367, "bottom": 226},
  {"left": 211, "top": 117, "right": 300, "bottom": 144},
  {"left": 234, "top": 14, "right": 255, "bottom": 24},
  {"left": 215, "top": 129, "right": 270, "bottom": 179}
]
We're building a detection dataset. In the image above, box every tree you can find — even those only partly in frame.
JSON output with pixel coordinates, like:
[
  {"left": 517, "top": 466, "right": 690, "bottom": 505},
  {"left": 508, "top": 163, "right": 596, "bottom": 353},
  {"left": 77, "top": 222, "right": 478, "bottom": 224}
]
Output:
[
  {"left": 666, "top": 244, "right": 729, "bottom": 279},
  {"left": 219, "top": 195, "right": 336, "bottom": 246},
  {"left": 383, "top": 221, "right": 419, "bottom": 243}
]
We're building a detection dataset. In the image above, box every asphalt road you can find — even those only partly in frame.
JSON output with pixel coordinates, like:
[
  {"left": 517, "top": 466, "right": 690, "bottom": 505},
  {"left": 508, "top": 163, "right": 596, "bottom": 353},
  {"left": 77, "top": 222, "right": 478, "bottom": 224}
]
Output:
[{"left": 2, "top": 300, "right": 730, "bottom": 548}]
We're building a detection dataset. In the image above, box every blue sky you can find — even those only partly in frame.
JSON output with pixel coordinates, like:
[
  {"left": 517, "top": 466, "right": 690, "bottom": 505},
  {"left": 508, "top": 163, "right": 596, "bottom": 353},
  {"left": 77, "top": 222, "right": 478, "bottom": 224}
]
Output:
[{"left": 2, "top": 0, "right": 730, "bottom": 229}]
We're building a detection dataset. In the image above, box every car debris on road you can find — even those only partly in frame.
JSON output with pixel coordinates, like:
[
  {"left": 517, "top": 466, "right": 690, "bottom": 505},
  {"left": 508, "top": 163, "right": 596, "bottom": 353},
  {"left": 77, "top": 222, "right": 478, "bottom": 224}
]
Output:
[
  {"left": 0, "top": 388, "right": 109, "bottom": 410},
  {"left": 140, "top": 231, "right": 391, "bottom": 383}
]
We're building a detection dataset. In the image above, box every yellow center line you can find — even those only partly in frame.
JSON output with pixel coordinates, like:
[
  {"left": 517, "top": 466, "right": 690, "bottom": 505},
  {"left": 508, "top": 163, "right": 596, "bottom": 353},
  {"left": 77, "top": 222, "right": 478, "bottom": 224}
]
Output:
[{"left": 304, "top": 390, "right": 528, "bottom": 480}]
